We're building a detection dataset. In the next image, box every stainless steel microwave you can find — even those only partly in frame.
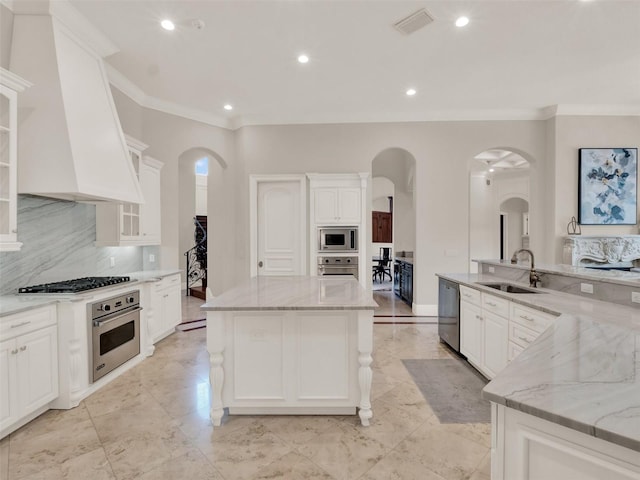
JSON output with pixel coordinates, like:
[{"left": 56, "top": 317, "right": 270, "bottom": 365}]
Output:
[{"left": 318, "top": 227, "right": 358, "bottom": 252}]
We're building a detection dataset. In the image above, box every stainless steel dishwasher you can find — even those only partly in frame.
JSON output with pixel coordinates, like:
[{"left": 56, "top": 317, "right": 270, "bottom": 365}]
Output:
[{"left": 438, "top": 278, "right": 460, "bottom": 352}]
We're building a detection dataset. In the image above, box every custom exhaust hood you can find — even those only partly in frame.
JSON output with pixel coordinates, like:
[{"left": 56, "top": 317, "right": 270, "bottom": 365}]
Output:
[{"left": 9, "top": 4, "right": 144, "bottom": 204}]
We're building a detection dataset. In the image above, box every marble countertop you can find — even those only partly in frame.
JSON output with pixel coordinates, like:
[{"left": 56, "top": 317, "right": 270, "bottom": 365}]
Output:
[
  {"left": 437, "top": 272, "right": 640, "bottom": 452},
  {"left": 475, "top": 258, "right": 640, "bottom": 288},
  {"left": 0, "top": 269, "right": 181, "bottom": 316},
  {"left": 482, "top": 313, "right": 640, "bottom": 452},
  {"left": 437, "top": 272, "right": 640, "bottom": 329},
  {"left": 202, "top": 275, "right": 378, "bottom": 311}
]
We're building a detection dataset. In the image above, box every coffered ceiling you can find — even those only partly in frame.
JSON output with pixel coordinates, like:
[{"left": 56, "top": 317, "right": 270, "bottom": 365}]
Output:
[{"left": 63, "top": 0, "right": 640, "bottom": 129}]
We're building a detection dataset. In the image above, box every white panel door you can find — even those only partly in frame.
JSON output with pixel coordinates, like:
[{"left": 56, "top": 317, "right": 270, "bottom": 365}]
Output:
[
  {"left": 0, "top": 338, "right": 16, "bottom": 430},
  {"left": 482, "top": 311, "right": 508, "bottom": 378},
  {"left": 17, "top": 326, "right": 58, "bottom": 415},
  {"left": 257, "top": 181, "right": 302, "bottom": 275},
  {"left": 460, "top": 301, "right": 482, "bottom": 368}
]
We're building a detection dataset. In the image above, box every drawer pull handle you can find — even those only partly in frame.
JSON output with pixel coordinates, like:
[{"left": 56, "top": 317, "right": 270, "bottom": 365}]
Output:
[
  {"left": 517, "top": 336, "right": 531, "bottom": 343},
  {"left": 487, "top": 302, "right": 497, "bottom": 307},
  {"left": 475, "top": 315, "right": 483, "bottom": 321},
  {"left": 19, "top": 346, "right": 27, "bottom": 351},
  {"left": 10, "top": 349, "right": 18, "bottom": 355},
  {"left": 521, "top": 315, "right": 535, "bottom": 321},
  {"left": 11, "top": 321, "right": 31, "bottom": 329}
]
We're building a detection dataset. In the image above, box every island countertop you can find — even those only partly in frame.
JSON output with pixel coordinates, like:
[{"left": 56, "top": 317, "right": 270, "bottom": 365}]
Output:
[
  {"left": 201, "top": 275, "right": 378, "bottom": 311},
  {"left": 482, "top": 313, "right": 640, "bottom": 453}
]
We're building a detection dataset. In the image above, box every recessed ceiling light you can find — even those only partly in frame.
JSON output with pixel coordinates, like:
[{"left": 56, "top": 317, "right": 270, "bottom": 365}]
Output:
[
  {"left": 406, "top": 88, "right": 417, "bottom": 96},
  {"left": 297, "top": 54, "right": 309, "bottom": 64},
  {"left": 455, "top": 16, "right": 469, "bottom": 27},
  {"left": 161, "top": 19, "right": 175, "bottom": 31},
  {"left": 224, "top": 104, "right": 233, "bottom": 111},
  {"left": 489, "top": 168, "right": 495, "bottom": 173}
]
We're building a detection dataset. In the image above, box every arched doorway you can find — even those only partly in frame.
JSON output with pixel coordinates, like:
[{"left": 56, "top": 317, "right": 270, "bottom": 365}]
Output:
[
  {"left": 371, "top": 147, "right": 416, "bottom": 312},
  {"left": 468, "top": 148, "right": 532, "bottom": 272},
  {"left": 178, "top": 147, "right": 227, "bottom": 297}
]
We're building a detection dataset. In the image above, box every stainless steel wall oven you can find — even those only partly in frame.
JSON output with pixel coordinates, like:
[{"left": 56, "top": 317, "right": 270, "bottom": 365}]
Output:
[
  {"left": 89, "top": 290, "right": 141, "bottom": 382},
  {"left": 317, "top": 256, "right": 359, "bottom": 279}
]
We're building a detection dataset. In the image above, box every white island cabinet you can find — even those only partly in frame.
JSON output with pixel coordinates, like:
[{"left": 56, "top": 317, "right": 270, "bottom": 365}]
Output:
[{"left": 202, "top": 275, "right": 377, "bottom": 426}]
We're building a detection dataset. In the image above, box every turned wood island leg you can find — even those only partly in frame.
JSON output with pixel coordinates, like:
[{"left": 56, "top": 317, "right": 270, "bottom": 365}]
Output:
[
  {"left": 207, "top": 311, "right": 225, "bottom": 426},
  {"left": 357, "top": 310, "right": 374, "bottom": 426}
]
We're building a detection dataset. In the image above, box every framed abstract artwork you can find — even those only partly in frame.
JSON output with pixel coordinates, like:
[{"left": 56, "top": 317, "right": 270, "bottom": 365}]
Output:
[{"left": 578, "top": 148, "right": 638, "bottom": 225}]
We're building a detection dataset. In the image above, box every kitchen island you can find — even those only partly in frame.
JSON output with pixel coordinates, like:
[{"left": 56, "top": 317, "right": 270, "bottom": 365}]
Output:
[{"left": 201, "top": 275, "right": 377, "bottom": 426}]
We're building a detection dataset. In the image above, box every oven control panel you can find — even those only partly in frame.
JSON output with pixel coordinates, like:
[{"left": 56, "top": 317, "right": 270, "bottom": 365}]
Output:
[{"left": 90, "top": 290, "right": 140, "bottom": 321}]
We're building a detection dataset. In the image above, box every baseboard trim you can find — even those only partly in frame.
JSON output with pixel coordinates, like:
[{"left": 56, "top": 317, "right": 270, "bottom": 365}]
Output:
[{"left": 412, "top": 303, "right": 437, "bottom": 316}]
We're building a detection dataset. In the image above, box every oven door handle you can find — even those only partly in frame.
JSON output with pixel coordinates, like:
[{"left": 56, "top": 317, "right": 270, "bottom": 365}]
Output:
[{"left": 93, "top": 306, "right": 142, "bottom": 327}]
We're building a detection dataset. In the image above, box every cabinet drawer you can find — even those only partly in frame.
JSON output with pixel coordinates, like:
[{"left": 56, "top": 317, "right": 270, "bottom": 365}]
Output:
[
  {"left": 0, "top": 305, "right": 56, "bottom": 340},
  {"left": 482, "top": 293, "right": 509, "bottom": 318},
  {"left": 508, "top": 341, "right": 525, "bottom": 361},
  {"left": 509, "top": 322, "right": 538, "bottom": 349},
  {"left": 460, "top": 285, "right": 481, "bottom": 306},
  {"left": 510, "top": 303, "right": 555, "bottom": 334},
  {"left": 156, "top": 273, "right": 181, "bottom": 291}
]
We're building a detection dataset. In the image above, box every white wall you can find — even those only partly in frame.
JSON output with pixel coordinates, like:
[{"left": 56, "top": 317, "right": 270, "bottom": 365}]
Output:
[
  {"left": 372, "top": 176, "right": 393, "bottom": 212},
  {"left": 469, "top": 174, "right": 497, "bottom": 272},
  {"left": 551, "top": 115, "right": 640, "bottom": 262}
]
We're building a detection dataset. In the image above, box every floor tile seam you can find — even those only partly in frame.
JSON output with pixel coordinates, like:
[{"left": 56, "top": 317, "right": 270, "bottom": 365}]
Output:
[
  {"left": 189, "top": 438, "right": 231, "bottom": 480},
  {"left": 288, "top": 443, "right": 349, "bottom": 480},
  {"left": 80, "top": 403, "right": 119, "bottom": 479}
]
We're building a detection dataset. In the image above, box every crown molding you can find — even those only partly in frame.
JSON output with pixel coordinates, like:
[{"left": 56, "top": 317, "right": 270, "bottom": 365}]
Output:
[
  {"left": 10, "top": 0, "right": 119, "bottom": 57},
  {"left": 543, "top": 104, "right": 640, "bottom": 118},
  {"left": 0, "top": 0, "right": 14, "bottom": 11},
  {"left": 0, "top": 66, "right": 33, "bottom": 92}
]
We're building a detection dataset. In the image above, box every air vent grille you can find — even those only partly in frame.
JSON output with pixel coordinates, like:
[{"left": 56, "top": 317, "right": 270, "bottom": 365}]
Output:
[{"left": 394, "top": 8, "right": 434, "bottom": 35}]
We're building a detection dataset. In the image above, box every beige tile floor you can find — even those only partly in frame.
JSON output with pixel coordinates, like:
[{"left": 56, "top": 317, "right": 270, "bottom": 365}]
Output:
[{"left": 1, "top": 295, "right": 491, "bottom": 480}]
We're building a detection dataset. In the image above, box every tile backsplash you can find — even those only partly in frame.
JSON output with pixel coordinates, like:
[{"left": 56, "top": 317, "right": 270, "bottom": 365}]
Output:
[{"left": 0, "top": 195, "right": 157, "bottom": 294}]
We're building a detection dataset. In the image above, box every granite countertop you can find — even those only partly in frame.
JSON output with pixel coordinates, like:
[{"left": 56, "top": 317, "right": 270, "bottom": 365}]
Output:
[
  {"left": 482, "top": 313, "right": 640, "bottom": 452},
  {"left": 476, "top": 258, "right": 640, "bottom": 288},
  {"left": 202, "top": 275, "right": 378, "bottom": 311},
  {"left": 0, "top": 269, "right": 181, "bottom": 316},
  {"left": 436, "top": 272, "right": 640, "bottom": 452}
]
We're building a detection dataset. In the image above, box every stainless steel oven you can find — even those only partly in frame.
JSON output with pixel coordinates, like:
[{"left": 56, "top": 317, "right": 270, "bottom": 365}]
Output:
[
  {"left": 318, "top": 227, "right": 358, "bottom": 252},
  {"left": 89, "top": 290, "right": 141, "bottom": 383},
  {"left": 317, "top": 256, "right": 359, "bottom": 279}
]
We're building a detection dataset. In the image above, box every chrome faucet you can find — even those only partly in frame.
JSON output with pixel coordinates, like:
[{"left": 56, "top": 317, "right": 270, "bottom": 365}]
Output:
[{"left": 511, "top": 249, "right": 541, "bottom": 288}]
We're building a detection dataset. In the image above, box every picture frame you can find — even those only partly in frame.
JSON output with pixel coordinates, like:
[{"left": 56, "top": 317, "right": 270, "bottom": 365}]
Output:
[{"left": 578, "top": 148, "right": 638, "bottom": 225}]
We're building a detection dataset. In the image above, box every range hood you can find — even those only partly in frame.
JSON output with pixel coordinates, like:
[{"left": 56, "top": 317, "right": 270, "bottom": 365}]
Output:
[{"left": 9, "top": 6, "right": 144, "bottom": 204}]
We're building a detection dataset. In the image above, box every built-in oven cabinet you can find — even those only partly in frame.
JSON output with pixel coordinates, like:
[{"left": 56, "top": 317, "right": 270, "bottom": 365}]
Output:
[
  {"left": 95, "top": 136, "right": 163, "bottom": 247},
  {"left": 145, "top": 273, "right": 182, "bottom": 345},
  {"left": 0, "top": 304, "right": 58, "bottom": 438}
]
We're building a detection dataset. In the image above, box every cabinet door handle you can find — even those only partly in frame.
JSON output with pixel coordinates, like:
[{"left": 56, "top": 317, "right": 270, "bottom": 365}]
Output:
[
  {"left": 10, "top": 349, "right": 18, "bottom": 355},
  {"left": 11, "top": 321, "right": 31, "bottom": 329},
  {"left": 475, "top": 315, "right": 483, "bottom": 320},
  {"left": 19, "top": 346, "right": 27, "bottom": 351}
]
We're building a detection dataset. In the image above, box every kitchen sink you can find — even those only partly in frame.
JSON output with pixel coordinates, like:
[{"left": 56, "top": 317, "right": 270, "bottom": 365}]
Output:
[{"left": 478, "top": 282, "right": 542, "bottom": 294}]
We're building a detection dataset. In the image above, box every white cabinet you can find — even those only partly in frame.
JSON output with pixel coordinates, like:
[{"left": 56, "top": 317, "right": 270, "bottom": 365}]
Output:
[
  {"left": 459, "top": 285, "right": 508, "bottom": 379},
  {"left": 492, "top": 404, "right": 640, "bottom": 480},
  {"left": 313, "top": 187, "right": 361, "bottom": 224},
  {"left": 139, "top": 156, "right": 163, "bottom": 244},
  {"left": 0, "top": 305, "right": 58, "bottom": 437},
  {"left": 0, "top": 68, "right": 31, "bottom": 252},
  {"left": 508, "top": 303, "right": 555, "bottom": 361},
  {"left": 147, "top": 273, "right": 182, "bottom": 344},
  {"left": 96, "top": 137, "right": 163, "bottom": 246},
  {"left": 460, "top": 294, "right": 483, "bottom": 367}
]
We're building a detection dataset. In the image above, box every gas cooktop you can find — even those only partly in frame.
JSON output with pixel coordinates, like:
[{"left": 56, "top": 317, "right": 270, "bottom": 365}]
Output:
[{"left": 18, "top": 276, "right": 132, "bottom": 294}]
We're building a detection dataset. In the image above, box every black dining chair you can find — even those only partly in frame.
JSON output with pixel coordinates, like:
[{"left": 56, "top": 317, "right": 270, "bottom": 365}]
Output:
[{"left": 373, "top": 247, "right": 392, "bottom": 283}]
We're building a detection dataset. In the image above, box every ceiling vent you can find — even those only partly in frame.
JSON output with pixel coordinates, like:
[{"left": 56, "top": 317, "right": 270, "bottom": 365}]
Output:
[{"left": 394, "top": 8, "right": 434, "bottom": 35}]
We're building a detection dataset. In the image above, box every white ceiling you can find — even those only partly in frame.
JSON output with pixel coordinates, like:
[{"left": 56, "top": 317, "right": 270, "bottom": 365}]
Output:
[{"left": 65, "top": 0, "right": 640, "bottom": 129}]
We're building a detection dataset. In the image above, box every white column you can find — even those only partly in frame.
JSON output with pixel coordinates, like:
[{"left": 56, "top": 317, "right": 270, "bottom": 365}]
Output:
[
  {"left": 207, "top": 311, "right": 226, "bottom": 426},
  {"left": 357, "top": 309, "right": 373, "bottom": 426}
]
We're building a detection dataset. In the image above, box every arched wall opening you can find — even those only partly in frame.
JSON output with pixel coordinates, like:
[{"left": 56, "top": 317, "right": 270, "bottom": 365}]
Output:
[
  {"left": 468, "top": 148, "right": 534, "bottom": 272},
  {"left": 178, "top": 147, "right": 227, "bottom": 289},
  {"left": 371, "top": 147, "right": 416, "bottom": 305}
]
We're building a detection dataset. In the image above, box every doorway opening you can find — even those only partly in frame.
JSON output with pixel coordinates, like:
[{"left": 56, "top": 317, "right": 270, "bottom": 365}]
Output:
[{"left": 468, "top": 148, "right": 531, "bottom": 272}]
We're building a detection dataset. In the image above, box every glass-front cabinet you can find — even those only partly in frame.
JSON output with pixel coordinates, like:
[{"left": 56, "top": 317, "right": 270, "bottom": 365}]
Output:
[
  {"left": 120, "top": 137, "right": 144, "bottom": 239},
  {"left": 0, "top": 68, "right": 31, "bottom": 251}
]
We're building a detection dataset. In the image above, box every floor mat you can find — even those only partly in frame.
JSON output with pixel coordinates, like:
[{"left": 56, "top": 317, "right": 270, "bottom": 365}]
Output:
[
  {"left": 402, "top": 358, "right": 490, "bottom": 424},
  {"left": 176, "top": 319, "right": 206, "bottom": 332}
]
